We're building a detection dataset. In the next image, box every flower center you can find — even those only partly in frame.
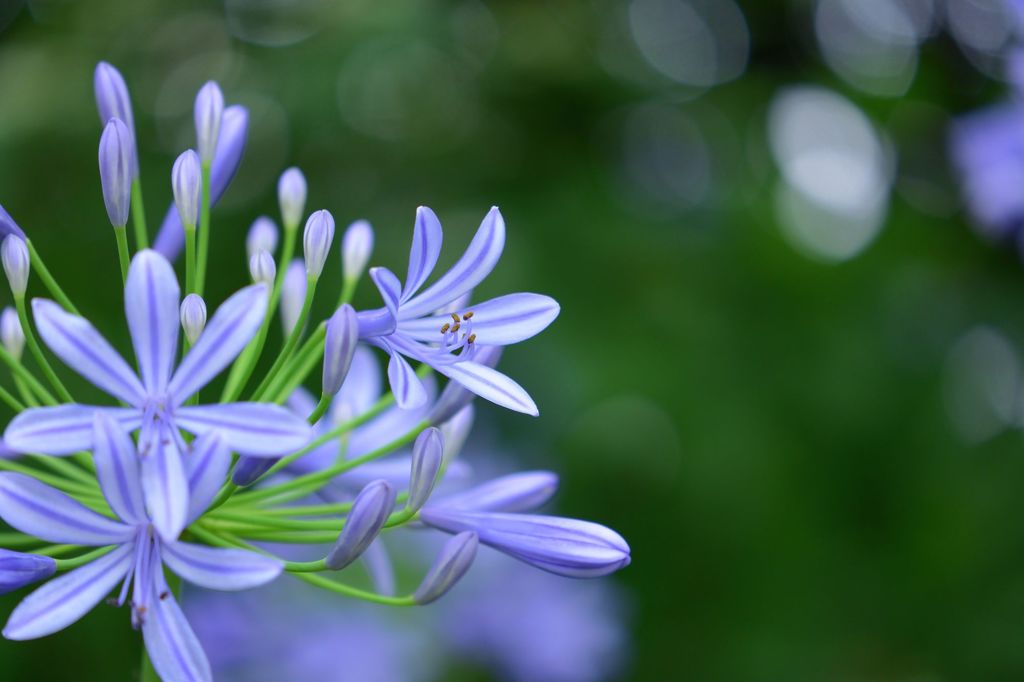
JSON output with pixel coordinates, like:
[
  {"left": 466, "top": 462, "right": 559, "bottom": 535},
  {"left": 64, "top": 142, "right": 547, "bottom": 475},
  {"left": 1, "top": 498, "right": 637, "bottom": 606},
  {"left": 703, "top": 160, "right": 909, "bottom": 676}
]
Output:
[{"left": 433, "top": 310, "right": 477, "bottom": 363}]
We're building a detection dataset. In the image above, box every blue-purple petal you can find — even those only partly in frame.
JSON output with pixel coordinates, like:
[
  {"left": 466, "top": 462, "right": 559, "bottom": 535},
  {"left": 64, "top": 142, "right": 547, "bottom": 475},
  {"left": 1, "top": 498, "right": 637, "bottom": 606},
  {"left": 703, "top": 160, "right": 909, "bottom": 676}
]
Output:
[
  {"left": 4, "top": 405, "right": 141, "bottom": 455},
  {"left": 142, "top": 587, "right": 213, "bottom": 682},
  {"left": 174, "top": 403, "right": 312, "bottom": 456},
  {"left": 369, "top": 267, "right": 402, "bottom": 321},
  {"left": 162, "top": 541, "right": 282, "bottom": 591},
  {"left": 125, "top": 250, "right": 180, "bottom": 395},
  {"left": 140, "top": 427, "right": 189, "bottom": 541},
  {"left": 386, "top": 345, "right": 428, "bottom": 410},
  {"left": 401, "top": 206, "right": 443, "bottom": 302},
  {"left": 432, "top": 358, "right": 538, "bottom": 416},
  {"left": 400, "top": 293, "right": 560, "bottom": 346},
  {"left": 93, "top": 412, "right": 147, "bottom": 524},
  {"left": 186, "top": 432, "right": 230, "bottom": 523},
  {"left": 431, "top": 471, "right": 558, "bottom": 513}
]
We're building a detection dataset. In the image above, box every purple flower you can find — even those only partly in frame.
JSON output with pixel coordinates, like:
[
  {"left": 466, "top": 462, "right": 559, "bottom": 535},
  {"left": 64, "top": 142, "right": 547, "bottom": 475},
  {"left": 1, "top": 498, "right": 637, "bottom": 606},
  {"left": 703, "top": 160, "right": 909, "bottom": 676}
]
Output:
[
  {"left": 179, "top": 293, "right": 207, "bottom": 345},
  {"left": 154, "top": 106, "right": 249, "bottom": 260},
  {"left": 278, "top": 167, "right": 307, "bottom": 229},
  {"left": 302, "top": 209, "right": 335, "bottom": 278},
  {"left": 0, "top": 413, "right": 281, "bottom": 682},
  {"left": 431, "top": 470, "right": 558, "bottom": 513},
  {"left": 357, "top": 206, "right": 559, "bottom": 415},
  {"left": 98, "top": 118, "right": 133, "bottom": 228},
  {"left": 406, "top": 427, "right": 444, "bottom": 513},
  {"left": 249, "top": 249, "right": 276, "bottom": 285},
  {"left": 2, "top": 250, "right": 312, "bottom": 540},
  {"left": 342, "top": 219, "right": 374, "bottom": 282},
  {"left": 0, "top": 307, "right": 23, "bottom": 360},
  {"left": 280, "top": 258, "right": 307, "bottom": 335},
  {"left": 0, "top": 550, "right": 55, "bottom": 595},
  {"left": 93, "top": 62, "right": 138, "bottom": 178}
]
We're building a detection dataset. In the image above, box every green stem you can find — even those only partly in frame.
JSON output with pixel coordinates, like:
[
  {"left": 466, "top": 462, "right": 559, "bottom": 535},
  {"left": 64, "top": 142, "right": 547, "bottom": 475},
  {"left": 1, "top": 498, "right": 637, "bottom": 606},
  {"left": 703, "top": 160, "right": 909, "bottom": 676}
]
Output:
[
  {"left": 113, "top": 225, "right": 130, "bottom": 284},
  {"left": 250, "top": 276, "right": 318, "bottom": 400},
  {"left": 130, "top": 179, "right": 149, "bottom": 250},
  {"left": 53, "top": 545, "right": 114, "bottom": 571},
  {"left": 307, "top": 394, "right": 330, "bottom": 425},
  {"left": 15, "top": 297, "right": 73, "bottom": 402},
  {"left": 195, "top": 164, "right": 212, "bottom": 296},
  {"left": 263, "top": 324, "right": 326, "bottom": 403},
  {"left": 0, "top": 457, "right": 97, "bottom": 495},
  {"left": 0, "top": 531, "right": 43, "bottom": 547},
  {"left": 208, "top": 509, "right": 343, "bottom": 532},
  {"left": 30, "top": 455, "right": 97, "bottom": 487},
  {"left": 337, "top": 277, "right": 358, "bottom": 307},
  {"left": 0, "top": 345, "right": 55, "bottom": 405},
  {"left": 0, "top": 382, "right": 25, "bottom": 411},
  {"left": 183, "top": 224, "right": 197, "bottom": 295},
  {"left": 26, "top": 241, "right": 78, "bottom": 315},
  {"left": 296, "top": 572, "right": 415, "bottom": 606}
]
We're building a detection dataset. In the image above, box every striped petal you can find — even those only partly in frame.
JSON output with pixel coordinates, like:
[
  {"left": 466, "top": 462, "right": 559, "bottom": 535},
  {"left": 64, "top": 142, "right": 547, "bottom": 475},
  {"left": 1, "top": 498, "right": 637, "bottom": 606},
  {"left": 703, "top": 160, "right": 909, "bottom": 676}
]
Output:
[
  {"left": 0, "top": 472, "right": 132, "bottom": 545},
  {"left": 125, "top": 250, "right": 180, "bottom": 395},
  {"left": 142, "top": 589, "right": 212, "bottom": 682},
  {"left": 369, "top": 267, "right": 402, "bottom": 321},
  {"left": 161, "top": 541, "right": 282, "bottom": 590},
  {"left": 433, "top": 359, "right": 538, "bottom": 416},
  {"left": 386, "top": 345, "right": 428, "bottom": 409},
  {"left": 141, "top": 427, "right": 188, "bottom": 541},
  {"left": 31, "top": 299, "right": 145, "bottom": 405},
  {"left": 400, "top": 293, "right": 559, "bottom": 346},
  {"left": 186, "top": 432, "right": 230, "bottom": 523},
  {"left": 93, "top": 412, "right": 146, "bottom": 523},
  {"left": 174, "top": 403, "right": 312, "bottom": 456},
  {"left": 402, "top": 206, "right": 443, "bottom": 302},
  {"left": 4, "top": 405, "right": 140, "bottom": 455}
]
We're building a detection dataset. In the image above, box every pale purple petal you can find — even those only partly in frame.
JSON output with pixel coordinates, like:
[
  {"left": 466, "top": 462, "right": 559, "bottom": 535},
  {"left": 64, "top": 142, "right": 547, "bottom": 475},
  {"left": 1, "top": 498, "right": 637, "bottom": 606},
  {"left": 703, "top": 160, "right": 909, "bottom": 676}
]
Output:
[
  {"left": 175, "top": 403, "right": 312, "bottom": 456},
  {"left": 399, "top": 207, "right": 505, "bottom": 319},
  {"left": 369, "top": 267, "right": 402, "bottom": 321},
  {"left": 168, "top": 284, "right": 267, "bottom": 404},
  {"left": 141, "top": 427, "right": 189, "bottom": 541},
  {"left": 142, "top": 589, "right": 213, "bottom": 682},
  {"left": 186, "top": 432, "right": 230, "bottom": 523},
  {"left": 0, "top": 472, "right": 133, "bottom": 545},
  {"left": 31, "top": 299, "right": 145, "bottom": 405},
  {"left": 93, "top": 412, "right": 146, "bottom": 523},
  {"left": 361, "top": 540, "right": 396, "bottom": 597},
  {"left": 162, "top": 541, "right": 282, "bottom": 590},
  {"left": 3, "top": 543, "right": 134, "bottom": 640},
  {"left": 401, "top": 206, "right": 443, "bottom": 302},
  {"left": 386, "top": 345, "right": 428, "bottom": 410},
  {"left": 433, "top": 359, "right": 538, "bottom": 416},
  {"left": 4, "top": 405, "right": 140, "bottom": 455},
  {"left": 125, "top": 250, "right": 180, "bottom": 395},
  {"left": 432, "top": 471, "right": 558, "bottom": 513},
  {"left": 400, "top": 293, "right": 559, "bottom": 346},
  {"left": 331, "top": 346, "right": 382, "bottom": 420}
]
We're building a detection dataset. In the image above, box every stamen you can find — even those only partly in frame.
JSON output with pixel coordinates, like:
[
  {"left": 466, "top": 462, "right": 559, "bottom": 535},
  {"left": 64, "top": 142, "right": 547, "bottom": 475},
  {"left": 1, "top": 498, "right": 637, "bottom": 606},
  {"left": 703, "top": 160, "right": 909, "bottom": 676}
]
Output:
[
  {"left": 468, "top": 334, "right": 476, "bottom": 344},
  {"left": 440, "top": 323, "right": 450, "bottom": 333},
  {"left": 452, "top": 322, "right": 461, "bottom": 333},
  {"left": 450, "top": 313, "right": 460, "bottom": 324},
  {"left": 463, "top": 311, "right": 474, "bottom": 320},
  {"left": 159, "top": 591, "right": 169, "bottom": 601}
]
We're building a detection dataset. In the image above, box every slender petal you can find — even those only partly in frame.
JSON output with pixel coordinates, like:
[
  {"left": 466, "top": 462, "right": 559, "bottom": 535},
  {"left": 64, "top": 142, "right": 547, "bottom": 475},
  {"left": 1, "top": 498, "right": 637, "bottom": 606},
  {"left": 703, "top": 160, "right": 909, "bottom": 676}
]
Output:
[
  {"left": 0, "top": 203, "right": 27, "bottom": 240},
  {"left": 399, "top": 207, "right": 505, "bottom": 318},
  {"left": 0, "top": 473, "right": 132, "bottom": 544},
  {"left": 4, "top": 543, "right": 134, "bottom": 640},
  {"left": 4, "top": 405, "right": 140, "bottom": 455},
  {"left": 322, "top": 304, "right": 359, "bottom": 396},
  {"left": 428, "top": 347, "right": 501, "bottom": 425},
  {"left": 175, "top": 403, "right": 312, "bottom": 456},
  {"left": 32, "top": 299, "right": 145, "bottom": 405},
  {"left": 186, "top": 432, "right": 230, "bottom": 523},
  {"left": 333, "top": 346, "right": 382, "bottom": 419},
  {"left": 369, "top": 267, "right": 402, "bottom": 321},
  {"left": 433, "top": 358, "right": 538, "bottom": 416},
  {"left": 168, "top": 284, "right": 267, "bottom": 403},
  {"left": 413, "top": 531, "right": 478, "bottom": 605},
  {"left": 342, "top": 219, "right": 373, "bottom": 282},
  {"left": 94, "top": 62, "right": 138, "bottom": 176},
  {"left": 386, "top": 345, "right": 428, "bottom": 410},
  {"left": 162, "top": 541, "right": 282, "bottom": 590},
  {"left": 325, "top": 480, "right": 395, "bottom": 570},
  {"left": 406, "top": 427, "right": 444, "bottom": 513},
  {"left": 432, "top": 471, "right": 558, "bottom": 513},
  {"left": 93, "top": 413, "right": 146, "bottom": 524},
  {"left": 400, "top": 293, "right": 560, "bottom": 346},
  {"left": 0, "top": 550, "right": 56, "bottom": 595},
  {"left": 125, "top": 250, "right": 180, "bottom": 395},
  {"left": 2, "top": 236, "right": 29, "bottom": 298},
  {"left": 402, "top": 206, "right": 443, "bottom": 302},
  {"left": 142, "top": 589, "right": 213, "bottom": 682},
  {"left": 141, "top": 426, "right": 188, "bottom": 541}
]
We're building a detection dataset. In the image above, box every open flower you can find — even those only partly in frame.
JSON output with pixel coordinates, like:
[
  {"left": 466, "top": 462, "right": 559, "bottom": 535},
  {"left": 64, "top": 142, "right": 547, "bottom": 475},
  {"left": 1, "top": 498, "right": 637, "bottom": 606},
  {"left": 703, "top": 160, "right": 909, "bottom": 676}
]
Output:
[
  {"left": 356, "top": 206, "right": 559, "bottom": 415},
  {"left": 3, "top": 250, "right": 312, "bottom": 540}
]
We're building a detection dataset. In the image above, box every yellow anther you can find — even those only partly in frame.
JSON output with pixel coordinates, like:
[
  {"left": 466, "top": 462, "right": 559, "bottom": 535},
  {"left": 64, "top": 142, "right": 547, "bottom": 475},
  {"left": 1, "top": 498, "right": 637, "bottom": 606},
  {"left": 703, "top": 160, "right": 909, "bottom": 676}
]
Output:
[
  {"left": 452, "top": 322, "right": 461, "bottom": 333},
  {"left": 468, "top": 333, "right": 476, "bottom": 344},
  {"left": 440, "top": 323, "right": 450, "bottom": 333},
  {"left": 450, "top": 313, "right": 460, "bottom": 324},
  {"left": 463, "top": 311, "right": 474, "bottom": 320}
]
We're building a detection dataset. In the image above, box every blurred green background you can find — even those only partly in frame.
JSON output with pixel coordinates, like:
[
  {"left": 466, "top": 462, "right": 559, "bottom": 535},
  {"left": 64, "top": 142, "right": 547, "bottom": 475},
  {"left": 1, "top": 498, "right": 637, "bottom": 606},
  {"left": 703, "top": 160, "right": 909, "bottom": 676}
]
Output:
[{"left": 2, "top": 0, "right": 1024, "bottom": 680}]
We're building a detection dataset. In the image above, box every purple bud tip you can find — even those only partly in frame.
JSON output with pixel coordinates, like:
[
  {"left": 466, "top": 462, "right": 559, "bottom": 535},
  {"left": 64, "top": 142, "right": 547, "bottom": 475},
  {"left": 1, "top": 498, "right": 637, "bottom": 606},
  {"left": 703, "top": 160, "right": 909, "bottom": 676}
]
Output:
[
  {"left": 171, "top": 149, "right": 201, "bottom": 228},
  {"left": 406, "top": 428, "right": 444, "bottom": 513},
  {"left": 0, "top": 549, "right": 56, "bottom": 595},
  {"left": 249, "top": 249, "right": 276, "bottom": 286},
  {"left": 232, "top": 455, "right": 277, "bottom": 487},
  {"left": 342, "top": 219, "right": 374, "bottom": 282},
  {"left": 0, "top": 204, "right": 27, "bottom": 241},
  {"left": 93, "top": 62, "right": 138, "bottom": 177},
  {"left": 428, "top": 346, "right": 504, "bottom": 425},
  {"left": 246, "top": 216, "right": 279, "bottom": 258},
  {"left": 303, "top": 209, "right": 335, "bottom": 279},
  {"left": 1, "top": 235, "right": 29, "bottom": 298},
  {"left": 179, "top": 293, "right": 207, "bottom": 345},
  {"left": 0, "top": 307, "right": 23, "bottom": 360},
  {"left": 194, "top": 81, "right": 225, "bottom": 164},
  {"left": 325, "top": 480, "right": 396, "bottom": 570},
  {"left": 322, "top": 303, "right": 358, "bottom": 396},
  {"left": 98, "top": 117, "right": 133, "bottom": 227},
  {"left": 413, "top": 531, "right": 478, "bottom": 605},
  {"left": 431, "top": 471, "right": 559, "bottom": 514},
  {"left": 280, "top": 259, "right": 307, "bottom": 335},
  {"left": 278, "top": 167, "right": 307, "bottom": 229}
]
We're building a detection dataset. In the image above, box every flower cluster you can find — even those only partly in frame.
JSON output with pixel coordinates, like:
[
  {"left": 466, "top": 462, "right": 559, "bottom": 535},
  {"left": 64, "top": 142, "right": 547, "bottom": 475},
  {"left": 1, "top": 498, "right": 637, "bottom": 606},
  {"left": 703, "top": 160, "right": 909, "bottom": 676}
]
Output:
[{"left": 0, "top": 63, "right": 630, "bottom": 681}]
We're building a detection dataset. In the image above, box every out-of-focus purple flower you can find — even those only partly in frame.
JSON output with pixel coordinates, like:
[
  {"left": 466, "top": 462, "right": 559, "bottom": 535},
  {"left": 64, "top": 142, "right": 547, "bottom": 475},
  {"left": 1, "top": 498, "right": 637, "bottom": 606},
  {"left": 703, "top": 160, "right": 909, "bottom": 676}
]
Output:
[
  {"left": 406, "top": 427, "right": 443, "bottom": 513},
  {"left": 1, "top": 307, "right": 24, "bottom": 360},
  {"left": 194, "top": 81, "right": 224, "bottom": 164},
  {"left": 98, "top": 118, "right": 133, "bottom": 228},
  {"left": 1, "top": 236, "right": 29, "bottom": 299},
  {"left": 180, "top": 293, "right": 207, "bottom": 345},
  {"left": 357, "top": 206, "right": 558, "bottom": 414},
  {"left": 302, "top": 209, "right": 334, "bottom": 279},
  {"left": 154, "top": 106, "right": 249, "bottom": 260},
  {"left": 427, "top": 345, "right": 502, "bottom": 425},
  {"left": 172, "top": 149, "right": 202, "bottom": 228},
  {"left": 278, "top": 167, "right": 307, "bottom": 229},
  {"left": 325, "top": 480, "right": 395, "bottom": 570},
  {"left": 431, "top": 471, "right": 558, "bottom": 513},
  {"left": 342, "top": 219, "right": 374, "bottom": 282},
  {"left": 0, "top": 549, "right": 55, "bottom": 595},
  {"left": 413, "top": 530, "right": 477, "bottom": 604},
  {"left": 247, "top": 216, "right": 279, "bottom": 258},
  {"left": 249, "top": 249, "right": 276, "bottom": 286},
  {"left": 280, "top": 258, "right": 307, "bottom": 335},
  {"left": 2, "top": 250, "right": 312, "bottom": 540},
  {"left": 93, "top": 62, "right": 138, "bottom": 177}
]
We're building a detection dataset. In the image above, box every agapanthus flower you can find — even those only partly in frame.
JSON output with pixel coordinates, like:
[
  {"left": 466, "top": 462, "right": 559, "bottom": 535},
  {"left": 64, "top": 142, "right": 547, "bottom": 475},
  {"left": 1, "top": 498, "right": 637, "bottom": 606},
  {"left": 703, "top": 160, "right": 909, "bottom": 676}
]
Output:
[
  {"left": 0, "top": 414, "right": 281, "bottom": 682},
  {"left": 357, "top": 206, "right": 560, "bottom": 415},
  {"left": 3, "top": 250, "right": 312, "bottom": 540}
]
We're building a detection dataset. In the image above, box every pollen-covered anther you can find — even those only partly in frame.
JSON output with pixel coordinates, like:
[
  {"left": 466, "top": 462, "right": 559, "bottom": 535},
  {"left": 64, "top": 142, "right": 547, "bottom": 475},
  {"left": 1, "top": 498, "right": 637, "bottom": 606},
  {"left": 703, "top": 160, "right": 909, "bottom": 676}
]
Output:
[
  {"left": 462, "top": 311, "right": 474, "bottom": 320},
  {"left": 440, "top": 322, "right": 450, "bottom": 333},
  {"left": 468, "top": 333, "right": 476, "bottom": 344},
  {"left": 450, "top": 313, "right": 460, "bottom": 324},
  {"left": 452, "top": 322, "right": 461, "bottom": 333}
]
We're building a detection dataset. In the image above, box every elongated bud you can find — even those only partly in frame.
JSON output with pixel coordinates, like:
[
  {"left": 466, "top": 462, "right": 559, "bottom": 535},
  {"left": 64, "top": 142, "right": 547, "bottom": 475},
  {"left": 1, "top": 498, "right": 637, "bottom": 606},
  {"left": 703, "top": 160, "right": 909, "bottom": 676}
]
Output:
[
  {"left": 342, "top": 219, "right": 374, "bottom": 283},
  {"left": 231, "top": 455, "right": 276, "bottom": 487},
  {"left": 1, "top": 236, "right": 29, "bottom": 299},
  {"left": 179, "top": 294, "right": 207, "bottom": 345},
  {"left": 413, "top": 531, "right": 478, "bottom": 605},
  {"left": 322, "top": 303, "right": 358, "bottom": 395},
  {"left": 406, "top": 428, "right": 444, "bottom": 514},
  {"left": 98, "top": 118, "right": 132, "bottom": 227},
  {"left": 280, "top": 259, "right": 307, "bottom": 335},
  {"left": 325, "top": 480, "right": 395, "bottom": 570},
  {"left": 429, "top": 346, "right": 503, "bottom": 425},
  {"left": 432, "top": 471, "right": 559, "bottom": 513},
  {"left": 246, "top": 216, "right": 279, "bottom": 258},
  {"left": 171, "top": 150, "right": 201, "bottom": 228},
  {"left": 93, "top": 62, "right": 138, "bottom": 178},
  {"left": 249, "top": 249, "right": 276, "bottom": 285},
  {"left": 0, "top": 307, "right": 24, "bottom": 360},
  {"left": 278, "top": 167, "right": 307, "bottom": 230},
  {"left": 0, "top": 549, "right": 56, "bottom": 595},
  {"left": 303, "top": 209, "right": 335, "bottom": 279},
  {"left": 194, "top": 81, "right": 224, "bottom": 164}
]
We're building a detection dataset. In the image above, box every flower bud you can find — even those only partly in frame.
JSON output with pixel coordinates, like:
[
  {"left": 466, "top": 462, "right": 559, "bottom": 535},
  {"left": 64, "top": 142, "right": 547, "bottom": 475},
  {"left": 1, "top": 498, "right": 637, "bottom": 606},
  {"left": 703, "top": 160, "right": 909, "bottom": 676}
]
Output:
[
  {"left": 98, "top": 118, "right": 133, "bottom": 227},
  {"left": 1, "top": 308, "right": 24, "bottom": 361},
  {"left": 303, "top": 209, "right": 335, "bottom": 279},
  {"left": 280, "top": 259, "right": 307, "bottom": 335},
  {"left": 1, "top": 236, "right": 29, "bottom": 299},
  {"left": 231, "top": 456, "right": 276, "bottom": 487},
  {"left": 0, "top": 549, "right": 56, "bottom": 595},
  {"left": 194, "top": 81, "right": 224, "bottom": 164},
  {"left": 171, "top": 149, "right": 201, "bottom": 228},
  {"left": 428, "top": 346, "right": 503, "bottom": 425},
  {"left": 277, "top": 167, "right": 307, "bottom": 229},
  {"left": 325, "top": 480, "right": 395, "bottom": 570},
  {"left": 93, "top": 62, "right": 138, "bottom": 177},
  {"left": 179, "top": 293, "right": 207, "bottom": 345},
  {"left": 406, "top": 427, "right": 444, "bottom": 514},
  {"left": 322, "top": 304, "right": 358, "bottom": 396},
  {"left": 413, "top": 531, "right": 478, "bottom": 605},
  {"left": 342, "top": 219, "right": 374, "bottom": 283},
  {"left": 249, "top": 249, "right": 276, "bottom": 286},
  {"left": 246, "top": 216, "right": 279, "bottom": 258}
]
